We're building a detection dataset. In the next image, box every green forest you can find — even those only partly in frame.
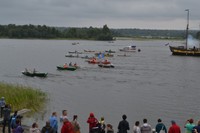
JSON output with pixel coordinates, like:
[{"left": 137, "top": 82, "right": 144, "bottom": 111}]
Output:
[
  {"left": 0, "top": 24, "right": 113, "bottom": 40},
  {"left": 0, "top": 24, "right": 200, "bottom": 40}
]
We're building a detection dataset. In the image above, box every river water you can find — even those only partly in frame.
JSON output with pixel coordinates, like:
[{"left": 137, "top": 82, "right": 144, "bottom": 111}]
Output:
[{"left": 0, "top": 39, "right": 200, "bottom": 133}]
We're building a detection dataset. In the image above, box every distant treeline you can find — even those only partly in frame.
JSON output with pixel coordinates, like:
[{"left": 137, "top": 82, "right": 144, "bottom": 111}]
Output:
[
  {"left": 0, "top": 24, "right": 200, "bottom": 40},
  {"left": 0, "top": 24, "right": 113, "bottom": 40},
  {"left": 111, "top": 29, "right": 200, "bottom": 39}
]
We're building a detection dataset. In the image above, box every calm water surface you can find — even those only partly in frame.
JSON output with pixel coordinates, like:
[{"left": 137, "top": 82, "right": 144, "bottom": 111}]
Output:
[{"left": 0, "top": 39, "right": 200, "bottom": 132}]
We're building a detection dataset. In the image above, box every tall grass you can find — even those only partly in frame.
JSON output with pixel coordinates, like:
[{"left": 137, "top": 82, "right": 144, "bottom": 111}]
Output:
[{"left": 0, "top": 82, "right": 46, "bottom": 112}]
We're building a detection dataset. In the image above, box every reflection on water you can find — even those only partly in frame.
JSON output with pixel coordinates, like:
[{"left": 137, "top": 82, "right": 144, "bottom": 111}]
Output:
[{"left": 0, "top": 39, "right": 200, "bottom": 132}]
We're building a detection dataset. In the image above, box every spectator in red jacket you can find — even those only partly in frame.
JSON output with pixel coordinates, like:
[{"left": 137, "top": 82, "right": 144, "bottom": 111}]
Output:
[
  {"left": 87, "top": 112, "right": 99, "bottom": 133},
  {"left": 168, "top": 120, "right": 181, "bottom": 133},
  {"left": 61, "top": 118, "right": 74, "bottom": 133}
]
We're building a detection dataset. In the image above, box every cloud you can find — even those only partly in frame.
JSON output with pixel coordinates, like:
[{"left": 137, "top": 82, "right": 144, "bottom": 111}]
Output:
[{"left": 0, "top": 0, "right": 199, "bottom": 29}]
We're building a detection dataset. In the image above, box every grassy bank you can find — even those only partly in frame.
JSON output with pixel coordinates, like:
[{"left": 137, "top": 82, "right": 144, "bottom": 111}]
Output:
[{"left": 0, "top": 82, "right": 46, "bottom": 112}]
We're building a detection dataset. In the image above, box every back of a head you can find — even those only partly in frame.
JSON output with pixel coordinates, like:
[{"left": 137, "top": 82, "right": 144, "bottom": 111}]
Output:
[
  {"left": 62, "top": 110, "right": 67, "bottom": 115},
  {"left": 52, "top": 112, "right": 56, "bottom": 116},
  {"left": 46, "top": 121, "right": 50, "bottom": 126},
  {"left": 143, "top": 118, "right": 147, "bottom": 123},
  {"left": 189, "top": 119, "right": 194, "bottom": 124},
  {"left": 135, "top": 121, "right": 140, "bottom": 126},
  {"left": 122, "top": 114, "right": 127, "bottom": 120},
  {"left": 158, "top": 119, "right": 162, "bottom": 123},
  {"left": 90, "top": 112, "right": 94, "bottom": 117},
  {"left": 73, "top": 115, "right": 78, "bottom": 121},
  {"left": 171, "top": 120, "right": 176, "bottom": 125},
  {"left": 14, "top": 111, "right": 18, "bottom": 115},
  {"left": 32, "top": 122, "right": 37, "bottom": 128}
]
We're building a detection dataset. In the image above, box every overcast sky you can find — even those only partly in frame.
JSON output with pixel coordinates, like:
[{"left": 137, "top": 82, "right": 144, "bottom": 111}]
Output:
[{"left": 0, "top": 0, "right": 200, "bottom": 30}]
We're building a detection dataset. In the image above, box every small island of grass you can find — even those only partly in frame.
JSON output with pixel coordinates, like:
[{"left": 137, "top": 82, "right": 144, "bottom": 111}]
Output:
[{"left": 0, "top": 82, "right": 46, "bottom": 112}]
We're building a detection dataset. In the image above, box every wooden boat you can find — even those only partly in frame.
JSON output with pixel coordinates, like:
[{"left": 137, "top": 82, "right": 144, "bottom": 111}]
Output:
[
  {"left": 169, "top": 9, "right": 200, "bottom": 56},
  {"left": 119, "top": 46, "right": 136, "bottom": 52},
  {"left": 98, "top": 64, "right": 115, "bottom": 68},
  {"left": 22, "top": 70, "right": 48, "bottom": 77},
  {"left": 57, "top": 66, "right": 77, "bottom": 71}
]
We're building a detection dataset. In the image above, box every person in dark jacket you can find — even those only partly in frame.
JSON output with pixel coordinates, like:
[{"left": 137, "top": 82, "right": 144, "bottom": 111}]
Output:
[
  {"left": 118, "top": 114, "right": 130, "bottom": 133},
  {"left": 2, "top": 104, "right": 11, "bottom": 133},
  {"left": 41, "top": 121, "right": 54, "bottom": 133},
  {"left": 192, "top": 120, "right": 200, "bottom": 133},
  {"left": 156, "top": 119, "right": 167, "bottom": 133}
]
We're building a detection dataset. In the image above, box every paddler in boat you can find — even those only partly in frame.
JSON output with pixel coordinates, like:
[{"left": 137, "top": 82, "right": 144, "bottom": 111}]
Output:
[
  {"left": 63, "top": 63, "right": 68, "bottom": 68},
  {"left": 69, "top": 62, "right": 72, "bottom": 66},
  {"left": 25, "top": 68, "right": 28, "bottom": 72},
  {"left": 33, "top": 68, "right": 36, "bottom": 73},
  {"left": 74, "top": 63, "right": 77, "bottom": 67}
]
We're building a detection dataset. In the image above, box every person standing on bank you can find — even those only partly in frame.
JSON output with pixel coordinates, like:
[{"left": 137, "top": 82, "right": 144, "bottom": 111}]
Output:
[
  {"left": 41, "top": 121, "right": 54, "bottom": 133},
  {"left": 133, "top": 121, "right": 141, "bottom": 133},
  {"left": 2, "top": 104, "right": 11, "bottom": 133},
  {"left": 155, "top": 119, "right": 167, "bottom": 133},
  {"left": 87, "top": 112, "right": 99, "bottom": 133},
  {"left": 140, "top": 119, "right": 151, "bottom": 133},
  {"left": 184, "top": 119, "right": 195, "bottom": 133},
  {"left": 168, "top": 120, "right": 181, "bottom": 133},
  {"left": 71, "top": 115, "right": 81, "bottom": 133},
  {"left": 118, "top": 114, "right": 130, "bottom": 133},
  {"left": 49, "top": 112, "right": 58, "bottom": 133},
  {"left": 0, "top": 97, "right": 6, "bottom": 118}
]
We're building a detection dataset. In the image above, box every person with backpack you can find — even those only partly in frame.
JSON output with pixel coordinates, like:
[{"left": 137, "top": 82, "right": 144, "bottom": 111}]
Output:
[
  {"left": 61, "top": 118, "right": 74, "bottom": 133},
  {"left": 140, "top": 118, "right": 151, "bottom": 133},
  {"left": 99, "top": 117, "right": 106, "bottom": 133},
  {"left": 71, "top": 115, "right": 81, "bottom": 133},
  {"left": 155, "top": 119, "right": 167, "bottom": 133},
  {"left": 41, "top": 121, "right": 54, "bottom": 133},
  {"left": 10, "top": 111, "right": 18, "bottom": 130}
]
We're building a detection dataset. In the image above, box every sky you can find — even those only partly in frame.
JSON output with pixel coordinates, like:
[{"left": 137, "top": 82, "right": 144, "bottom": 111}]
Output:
[{"left": 0, "top": 0, "right": 200, "bottom": 30}]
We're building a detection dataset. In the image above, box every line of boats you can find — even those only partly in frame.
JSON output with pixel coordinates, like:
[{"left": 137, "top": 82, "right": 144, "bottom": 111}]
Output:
[{"left": 22, "top": 45, "right": 140, "bottom": 78}]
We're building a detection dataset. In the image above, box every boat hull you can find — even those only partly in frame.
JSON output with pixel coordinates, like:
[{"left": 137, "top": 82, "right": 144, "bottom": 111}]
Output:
[
  {"left": 98, "top": 64, "right": 115, "bottom": 68},
  {"left": 57, "top": 66, "right": 77, "bottom": 71},
  {"left": 22, "top": 71, "right": 48, "bottom": 77},
  {"left": 169, "top": 46, "right": 200, "bottom": 56}
]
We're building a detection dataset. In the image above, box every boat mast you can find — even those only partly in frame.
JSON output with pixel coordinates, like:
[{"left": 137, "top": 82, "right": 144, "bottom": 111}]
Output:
[{"left": 185, "top": 9, "right": 189, "bottom": 49}]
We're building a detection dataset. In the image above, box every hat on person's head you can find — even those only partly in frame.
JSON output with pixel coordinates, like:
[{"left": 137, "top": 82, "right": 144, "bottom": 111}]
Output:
[
  {"left": 189, "top": 119, "right": 194, "bottom": 123},
  {"left": 90, "top": 112, "right": 94, "bottom": 117},
  {"left": 171, "top": 120, "right": 176, "bottom": 124}
]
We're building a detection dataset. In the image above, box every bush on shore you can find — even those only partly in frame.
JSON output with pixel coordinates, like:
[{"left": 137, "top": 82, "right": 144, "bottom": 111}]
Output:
[{"left": 0, "top": 82, "right": 46, "bottom": 112}]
